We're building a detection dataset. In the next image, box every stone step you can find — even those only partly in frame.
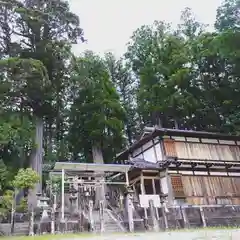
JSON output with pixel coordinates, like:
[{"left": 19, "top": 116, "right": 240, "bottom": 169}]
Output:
[
  {"left": 0, "top": 223, "right": 29, "bottom": 236},
  {"left": 94, "top": 223, "right": 125, "bottom": 233}
]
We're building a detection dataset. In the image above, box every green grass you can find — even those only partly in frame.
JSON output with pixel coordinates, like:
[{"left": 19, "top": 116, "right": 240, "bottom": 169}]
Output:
[
  {"left": 0, "top": 233, "right": 93, "bottom": 240},
  {"left": 1, "top": 227, "right": 239, "bottom": 240},
  {"left": 0, "top": 232, "right": 139, "bottom": 240}
]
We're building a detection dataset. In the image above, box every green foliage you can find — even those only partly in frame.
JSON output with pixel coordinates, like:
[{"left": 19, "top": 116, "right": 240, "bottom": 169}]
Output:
[
  {"left": 0, "top": 190, "right": 14, "bottom": 216},
  {"left": 124, "top": 3, "right": 240, "bottom": 133},
  {"left": 215, "top": 0, "right": 240, "bottom": 31},
  {"left": 0, "top": 160, "right": 9, "bottom": 191},
  {"left": 68, "top": 51, "right": 126, "bottom": 162},
  {"left": 16, "top": 198, "right": 28, "bottom": 212},
  {"left": 46, "top": 176, "right": 63, "bottom": 195},
  {"left": 12, "top": 168, "right": 40, "bottom": 190}
]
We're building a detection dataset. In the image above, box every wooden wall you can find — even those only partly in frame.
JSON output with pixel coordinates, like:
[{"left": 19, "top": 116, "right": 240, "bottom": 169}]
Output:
[
  {"left": 163, "top": 138, "right": 240, "bottom": 161},
  {"left": 174, "top": 175, "right": 240, "bottom": 205}
]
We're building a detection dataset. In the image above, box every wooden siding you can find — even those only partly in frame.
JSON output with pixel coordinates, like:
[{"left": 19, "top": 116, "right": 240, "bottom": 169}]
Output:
[
  {"left": 181, "top": 175, "right": 240, "bottom": 205},
  {"left": 170, "top": 175, "right": 185, "bottom": 197},
  {"left": 163, "top": 139, "right": 177, "bottom": 157},
  {"left": 175, "top": 142, "right": 240, "bottom": 161}
]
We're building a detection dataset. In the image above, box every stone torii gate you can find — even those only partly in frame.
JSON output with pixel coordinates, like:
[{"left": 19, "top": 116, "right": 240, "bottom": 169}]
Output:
[{"left": 52, "top": 162, "right": 134, "bottom": 232}]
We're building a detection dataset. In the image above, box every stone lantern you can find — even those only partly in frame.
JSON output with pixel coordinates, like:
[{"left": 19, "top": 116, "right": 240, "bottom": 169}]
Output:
[
  {"left": 69, "top": 185, "right": 78, "bottom": 213},
  {"left": 37, "top": 193, "right": 51, "bottom": 223},
  {"left": 36, "top": 193, "right": 51, "bottom": 234}
]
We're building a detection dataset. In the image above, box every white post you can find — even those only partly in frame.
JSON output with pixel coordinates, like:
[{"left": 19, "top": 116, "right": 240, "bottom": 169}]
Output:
[
  {"left": 140, "top": 173, "right": 148, "bottom": 220},
  {"left": 149, "top": 199, "right": 159, "bottom": 232},
  {"left": 126, "top": 193, "right": 134, "bottom": 232},
  {"left": 125, "top": 171, "right": 129, "bottom": 186},
  {"left": 61, "top": 168, "right": 65, "bottom": 221},
  {"left": 199, "top": 206, "right": 206, "bottom": 227},
  {"left": 99, "top": 200, "right": 105, "bottom": 233},
  {"left": 89, "top": 200, "right": 94, "bottom": 231}
]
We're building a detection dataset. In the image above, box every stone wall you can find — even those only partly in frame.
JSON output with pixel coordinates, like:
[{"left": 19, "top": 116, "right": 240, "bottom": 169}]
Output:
[{"left": 156, "top": 205, "right": 240, "bottom": 230}]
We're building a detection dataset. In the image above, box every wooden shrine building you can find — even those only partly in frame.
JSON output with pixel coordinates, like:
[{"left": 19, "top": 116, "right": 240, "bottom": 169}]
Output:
[{"left": 116, "top": 127, "right": 240, "bottom": 206}]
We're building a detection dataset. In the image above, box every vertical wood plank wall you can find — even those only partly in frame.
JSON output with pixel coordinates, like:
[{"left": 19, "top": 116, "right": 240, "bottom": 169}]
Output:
[
  {"left": 177, "top": 175, "right": 240, "bottom": 205},
  {"left": 163, "top": 139, "right": 177, "bottom": 157},
  {"left": 163, "top": 138, "right": 240, "bottom": 161}
]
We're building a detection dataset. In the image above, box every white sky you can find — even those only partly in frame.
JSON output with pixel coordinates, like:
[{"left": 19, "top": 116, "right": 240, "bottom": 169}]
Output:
[{"left": 69, "top": 0, "right": 222, "bottom": 58}]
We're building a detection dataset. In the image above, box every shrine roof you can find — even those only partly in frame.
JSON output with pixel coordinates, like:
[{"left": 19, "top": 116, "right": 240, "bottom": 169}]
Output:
[
  {"left": 53, "top": 162, "right": 132, "bottom": 173},
  {"left": 128, "top": 158, "right": 161, "bottom": 170}
]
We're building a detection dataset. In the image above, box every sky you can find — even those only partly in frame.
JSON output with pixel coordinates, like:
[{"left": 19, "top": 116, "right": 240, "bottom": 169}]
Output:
[{"left": 69, "top": 0, "right": 223, "bottom": 58}]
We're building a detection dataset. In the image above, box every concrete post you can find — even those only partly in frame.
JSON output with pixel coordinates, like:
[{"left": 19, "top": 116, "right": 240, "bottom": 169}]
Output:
[
  {"left": 162, "top": 203, "right": 168, "bottom": 230},
  {"left": 180, "top": 206, "right": 189, "bottom": 228},
  {"left": 99, "top": 200, "right": 105, "bottom": 233},
  {"left": 89, "top": 200, "right": 94, "bottom": 232},
  {"left": 51, "top": 195, "right": 56, "bottom": 234},
  {"left": 29, "top": 206, "right": 34, "bottom": 236},
  {"left": 126, "top": 191, "right": 134, "bottom": 232},
  {"left": 149, "top": 199, "right": 159, "bottom": 232},
  {"left": 199, "top": 206, "right": 207, "bottom": 227},
  {"left": 61, "top": 168, "right": 65, "bottom": 221}
]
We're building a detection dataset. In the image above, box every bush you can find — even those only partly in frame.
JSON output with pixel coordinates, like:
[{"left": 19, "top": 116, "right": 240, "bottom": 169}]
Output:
[{"left": 12, "top": 168, "right": 40, "bottom": 190}]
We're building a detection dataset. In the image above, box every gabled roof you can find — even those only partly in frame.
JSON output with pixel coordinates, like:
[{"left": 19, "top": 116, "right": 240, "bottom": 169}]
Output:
[{"left": 116, "top": 127, "right": 240, "bottom": 160}]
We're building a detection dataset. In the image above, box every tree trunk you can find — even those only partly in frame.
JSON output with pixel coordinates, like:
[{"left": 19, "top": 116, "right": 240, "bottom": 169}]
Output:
[
  {"left": 174, "top": 119, "right": 179, "bottom": 129},
  {"left": 28, "top": 117, "right": 44, "bottom": 208},
  {"left": 92, "top": 145, "right": 105, "bottom": 209},
  {"left": 92, "top": 145, "right": 104, "bottom": 164}
]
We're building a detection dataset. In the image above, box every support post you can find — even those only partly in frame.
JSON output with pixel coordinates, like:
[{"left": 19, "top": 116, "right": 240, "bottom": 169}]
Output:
[
  {"left": 10, "top": 189, "right": 16, "bottom": 235},
  {"left": 51, "top": 208, "right": 55, "bottom": 234},
  {"left": 199, "top": 206, "right": 206, "bottom": 227},
  {"left": 140, "top": 172, "right": 148, "bottom": 220},
  {"left": 166, "top": 170, "right": 174, "bottom": 205},
  {"left": 61, "top": 168, "right": 65, "bottom": 221},
  {"left": 149, "top": 199, "right": 159, "bottom": 232},
  {"left": 162, "top": 206, "right": 168, "bottom": 230},
  {"left": 126, "top": 191, "right": 134, "bottom": 232},
  {"left": 51, "top": 194, "right": 56, "bottom": 234},
  {"left": 99, "top": 200, "right": 105, "bottom": 233},
  {"left": 180, "top": 206, "right": 189, "bottom": 228},
  {"left": 89, "top": 200, "right": 94, "bottom": 232},
  {"left": 29, "top": 206, "right": 34, "bottom": 236},
  {"left": 125, "top": 171, "right": 129, "bottom": 186},
  {"left": 160, "top": 196, "right": 168, "bottom": 230}
]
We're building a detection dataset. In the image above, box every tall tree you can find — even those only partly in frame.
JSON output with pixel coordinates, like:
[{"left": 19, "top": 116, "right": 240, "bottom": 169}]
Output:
[
  {"left": 0, "top": 0, "right": 84, "bottom": 205},
  {"left": 125, "top": 21, "right": 199, "bottom": 129},
  {"left": 68, "top": 51, "right": 125, "bottom": 163},
  {"left": 104, "top": 52, "right": 139, "bottom": 144},
  {"left": 215, "top": 0, "right": 240, "bottom": 32}
]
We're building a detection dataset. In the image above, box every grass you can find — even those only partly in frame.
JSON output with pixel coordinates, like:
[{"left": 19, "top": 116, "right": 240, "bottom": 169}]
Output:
[
  {"left": 0, "top": 232, "right": 140, "bottom": 240},
  {"left": 0, "top": 233, "right": 93, "bottom": 240},
  {"left": 1, "top": 227, "right": 240, "bottom": 240}
]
